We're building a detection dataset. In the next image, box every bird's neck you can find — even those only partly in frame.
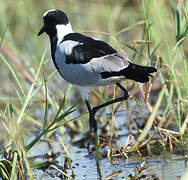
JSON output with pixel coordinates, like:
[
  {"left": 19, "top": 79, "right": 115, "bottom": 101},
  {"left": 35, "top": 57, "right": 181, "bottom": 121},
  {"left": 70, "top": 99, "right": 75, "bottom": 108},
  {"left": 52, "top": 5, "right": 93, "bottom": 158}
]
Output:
[
  {"left": 56, "top": 23, "right": 73, "bottom": 45},
  {"left": 49, "top": 22, "right": 73, "bottom": 68},
  {"left": 49, "top": 35, "right": 62, "bottom": 75},
  {"left": 50, "top": 36, "right": 58, "bottom": 61}
]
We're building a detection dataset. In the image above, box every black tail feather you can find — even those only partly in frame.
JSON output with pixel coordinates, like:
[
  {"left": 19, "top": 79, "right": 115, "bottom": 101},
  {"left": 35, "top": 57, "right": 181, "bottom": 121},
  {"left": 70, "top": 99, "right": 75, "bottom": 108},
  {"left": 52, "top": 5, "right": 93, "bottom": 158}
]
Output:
[
  {"left": 101, "top": 63, "right": 157, "bottom": 83},
  {"left": 121, "top": 63, "right": 157, "bottom": 83}
]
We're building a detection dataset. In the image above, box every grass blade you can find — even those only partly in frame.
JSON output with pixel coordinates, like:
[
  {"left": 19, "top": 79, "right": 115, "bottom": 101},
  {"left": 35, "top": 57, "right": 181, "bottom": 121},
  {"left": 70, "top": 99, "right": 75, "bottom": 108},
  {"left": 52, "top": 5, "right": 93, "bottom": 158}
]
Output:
[
  {"left": 134, "top": 84, "right": 167, "bottom": 148},
  {"left": 0, "top": 53, "right": 26, "bottom": 99},
  {"left": 17, "top": 51, "right": 46, "bottom": 125},
  {"left": 0, "top": 14, "right": 12, "bottom": 48},
  {"left": 43, "top": 78, "right": 48, "bottom": 130},
  {"left": 116, "top": 20, "right": 145, "bottom": 36},
  {"left": 10, "top": 151, "right": 18, "bottom": 180}
]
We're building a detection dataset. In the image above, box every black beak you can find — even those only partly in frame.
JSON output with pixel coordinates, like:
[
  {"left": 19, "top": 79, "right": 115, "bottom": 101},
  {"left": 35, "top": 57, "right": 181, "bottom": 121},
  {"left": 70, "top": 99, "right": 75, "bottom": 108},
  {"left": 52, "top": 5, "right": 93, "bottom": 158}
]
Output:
[{"left": 38, "top": 26, "right": 45, "bottom": 36}]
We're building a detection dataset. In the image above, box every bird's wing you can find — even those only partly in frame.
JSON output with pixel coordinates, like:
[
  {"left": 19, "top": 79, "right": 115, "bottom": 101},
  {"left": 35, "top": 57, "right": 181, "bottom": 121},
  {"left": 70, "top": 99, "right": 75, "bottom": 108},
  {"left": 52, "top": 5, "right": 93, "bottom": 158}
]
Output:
[
  {"left": 60, "top": 33, "right": 117, "bottom": 64},
  {"left": 90, "top": 53, "right": 130, "bottom": 73}
]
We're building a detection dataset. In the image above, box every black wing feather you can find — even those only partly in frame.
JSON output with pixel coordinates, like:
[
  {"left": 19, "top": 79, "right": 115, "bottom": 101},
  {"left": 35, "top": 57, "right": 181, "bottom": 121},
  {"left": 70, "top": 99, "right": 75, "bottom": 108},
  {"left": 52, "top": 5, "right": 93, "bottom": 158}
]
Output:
[{"left": 61, "top": 33, "right": 117, "bottom": 64}]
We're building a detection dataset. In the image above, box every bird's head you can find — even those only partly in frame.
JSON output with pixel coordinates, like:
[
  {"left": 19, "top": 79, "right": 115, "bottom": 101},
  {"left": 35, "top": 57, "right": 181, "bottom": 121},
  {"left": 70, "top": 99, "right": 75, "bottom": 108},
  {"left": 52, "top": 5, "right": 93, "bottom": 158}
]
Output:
[{"left": 38, "top": 9, "right": 72, "bottom": 38}]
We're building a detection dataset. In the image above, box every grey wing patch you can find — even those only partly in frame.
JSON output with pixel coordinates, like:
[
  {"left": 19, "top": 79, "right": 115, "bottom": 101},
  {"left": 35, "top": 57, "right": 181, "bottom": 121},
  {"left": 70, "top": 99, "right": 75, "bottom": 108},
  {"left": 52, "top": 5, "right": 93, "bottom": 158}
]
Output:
[
  {"left": 96, "top": 53, "right": 131, "bottom": 79},
  {"left": 103, "top": 53, "right": 130, "bottom": 67},
  {"left": 92, "top": 53, "right": 130, "bottom": 72}
]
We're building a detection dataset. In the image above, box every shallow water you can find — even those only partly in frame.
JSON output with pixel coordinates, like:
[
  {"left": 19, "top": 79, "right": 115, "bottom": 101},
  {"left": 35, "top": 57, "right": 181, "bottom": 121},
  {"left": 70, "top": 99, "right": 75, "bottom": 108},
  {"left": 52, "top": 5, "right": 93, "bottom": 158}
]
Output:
[
  {"left": 29, "top": 119, "right": 186, "bottom": 180},
  {"left": 30, "top": 142, "right": 186, "bottom": 179},
  {"left": 29, "top": 110, "right": 187, "bottom": 180}
]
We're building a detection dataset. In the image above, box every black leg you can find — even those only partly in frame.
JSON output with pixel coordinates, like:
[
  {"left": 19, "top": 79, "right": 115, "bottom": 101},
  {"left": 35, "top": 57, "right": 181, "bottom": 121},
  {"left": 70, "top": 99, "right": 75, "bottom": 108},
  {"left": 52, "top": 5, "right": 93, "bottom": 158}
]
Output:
[
  {"left": 85, "top": 83, "right": 129, "bottom": 132},
  {"left": 93, "top": 83, "right": 129, "bottom": 111},
  {"left": 85, "top": 100, "right": 97, "bottom": 132}
]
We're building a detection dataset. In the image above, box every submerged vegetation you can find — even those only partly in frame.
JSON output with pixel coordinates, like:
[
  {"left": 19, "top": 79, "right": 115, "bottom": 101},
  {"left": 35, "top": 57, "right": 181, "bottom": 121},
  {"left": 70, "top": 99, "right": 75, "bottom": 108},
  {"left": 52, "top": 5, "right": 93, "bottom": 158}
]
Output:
[{"left": 0, "top": 0, "right": 188, "bottom": 179}]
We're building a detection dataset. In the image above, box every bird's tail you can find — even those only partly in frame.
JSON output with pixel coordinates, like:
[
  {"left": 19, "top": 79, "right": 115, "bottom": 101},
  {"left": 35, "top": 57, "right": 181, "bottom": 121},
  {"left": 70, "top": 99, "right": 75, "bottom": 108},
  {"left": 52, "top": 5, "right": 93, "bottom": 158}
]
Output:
[{"left": 121, "top": 63, "right": 157, "bottom": 83}]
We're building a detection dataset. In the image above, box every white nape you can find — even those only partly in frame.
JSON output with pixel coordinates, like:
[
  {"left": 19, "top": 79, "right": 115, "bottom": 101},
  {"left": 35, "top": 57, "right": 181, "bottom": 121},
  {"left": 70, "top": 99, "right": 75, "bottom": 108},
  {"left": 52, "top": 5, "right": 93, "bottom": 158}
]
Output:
[{"left": 56, "top": 23, "right": 73, "bottom": 45}]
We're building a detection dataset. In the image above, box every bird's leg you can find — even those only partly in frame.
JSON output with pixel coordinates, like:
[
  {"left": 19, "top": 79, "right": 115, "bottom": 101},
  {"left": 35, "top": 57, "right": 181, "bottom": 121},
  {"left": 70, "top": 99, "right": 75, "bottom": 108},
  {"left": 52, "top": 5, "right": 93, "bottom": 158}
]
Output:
[
  {"left": 92, "top": 82, "right": 129, "bottom": 111},
  {"left": 85, "top": 100, "right": 98, "bottom": 132},
  {"left": 85, "top": 82, "right": 129, "bottom": 132}
]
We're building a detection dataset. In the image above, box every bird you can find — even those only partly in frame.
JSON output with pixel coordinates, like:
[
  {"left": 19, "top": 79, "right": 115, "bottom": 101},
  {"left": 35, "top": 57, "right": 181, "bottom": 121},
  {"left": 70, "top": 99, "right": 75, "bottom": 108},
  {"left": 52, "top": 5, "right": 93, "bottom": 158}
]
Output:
[{"left": 38, "top": 9, "right": 157, "bottom": 132}]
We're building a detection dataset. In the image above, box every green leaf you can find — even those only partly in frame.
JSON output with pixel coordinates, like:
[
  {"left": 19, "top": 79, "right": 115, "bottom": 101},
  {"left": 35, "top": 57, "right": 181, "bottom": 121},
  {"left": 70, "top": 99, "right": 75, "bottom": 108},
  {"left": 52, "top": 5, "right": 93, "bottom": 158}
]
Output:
[
  {"left": 0, "top": 14, "right": 12, "bottom": 48},
  {"left": 176, "top": 10, "right": 181, "bottom": 41}
]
